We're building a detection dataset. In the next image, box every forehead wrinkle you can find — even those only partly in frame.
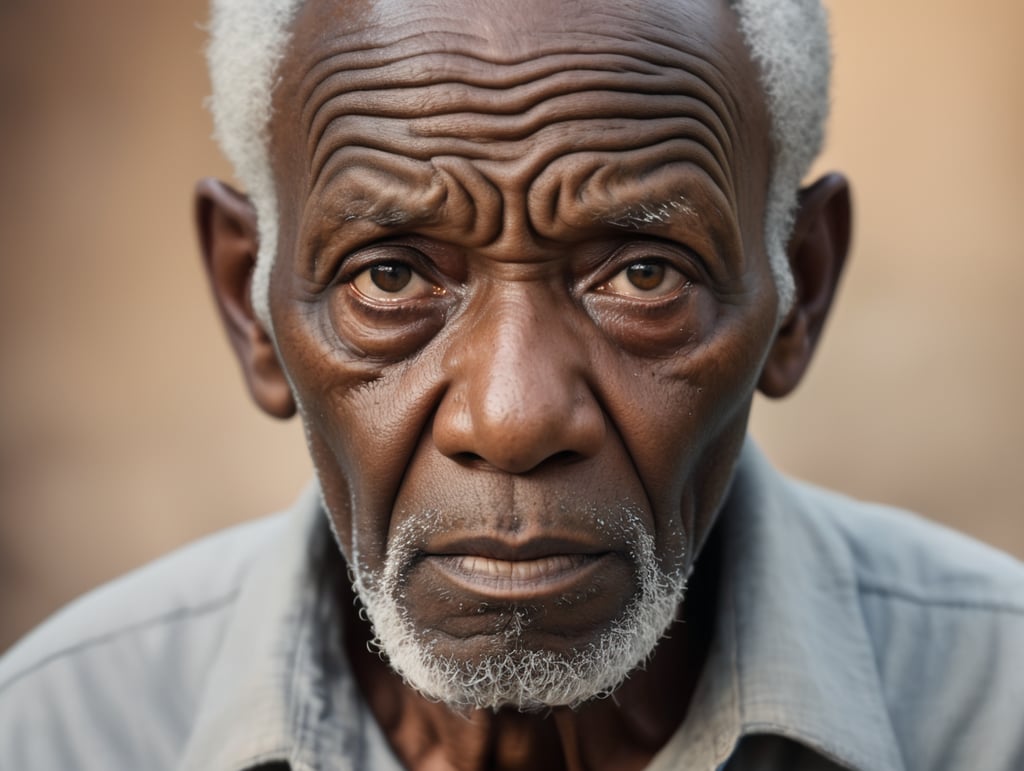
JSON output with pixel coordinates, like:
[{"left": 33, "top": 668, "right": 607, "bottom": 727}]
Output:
[
  {"left": 304, "top": 60, "right": 716, "bottom": 142},
  {"left": 301, "top": 151, "right": 509, "bottom": 271},
  {"left": 295, "top": 23, "right": 669, "bottom": 100},
  {"left": 290, "top": 18, "right": 748, "bottom": 135},
  {"left": 302, "top": 55, "right": 739, "bottom": 198},
  {"left": 309, "top": 101, "right": 732, "bottom": 192},
  {"left": 280, "top": 0, "right": 763, "bottom": 160},
  {"left": 527, "top": 143, "right": 737, "bottom": 247},
  {"left": 307, "top": 78, "right": 734, "bottom": 166},
  {"left": 309, "top": 116, "right": 733, "bottom": 212},
  {"left": 300, "top": 47, "right": 736, "bottom": 151},
  {"left": 297, "top": 35, "right": 616, "bottom": 130},
  {"left": 405, "top": 94, "right": 732, "bottom": 164},
  {"left": 277, "top": 0, "right": 766, "bottom": 265}
]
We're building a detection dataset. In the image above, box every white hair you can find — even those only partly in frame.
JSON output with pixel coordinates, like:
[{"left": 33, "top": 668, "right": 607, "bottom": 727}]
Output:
[
  {"left": 206, "top": 0, "right": 305, "bottom": 334},
  {"left": 729, "top": 0, "right": 831, "bottom": 315},
  {"left": 206, "top": 0, "right": 831, "bottom": 333},
  {"left": 348, "top": 506, "right": 687, "bottom": 711}
]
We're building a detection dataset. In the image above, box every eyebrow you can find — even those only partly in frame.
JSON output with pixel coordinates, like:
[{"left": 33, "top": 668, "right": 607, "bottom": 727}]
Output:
[
  {"left": 304, "top": 199, "right": 428, "bottom": 279},
  {"left": 599, "top": 194, "right": 698, "bottom": 230},
  {"left": 339, "top": 207, "right": 419, "bottom": 229}
]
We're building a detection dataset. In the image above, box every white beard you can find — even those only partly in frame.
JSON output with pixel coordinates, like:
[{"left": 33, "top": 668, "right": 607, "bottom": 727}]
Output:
[{"left": 349, "top": 508, "right": 687, "bottom": 712}]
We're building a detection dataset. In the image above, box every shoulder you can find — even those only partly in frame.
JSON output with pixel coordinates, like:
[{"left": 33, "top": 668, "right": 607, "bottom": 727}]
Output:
[
  {"left": 0, "top": 512, "right": 289, "bottom": 770},
  {"left": 789, "top": 480, "right": 1024, "bottom": 771},
  {"left": 791, "top": 479, "right": 1024, "bottom": 607}
]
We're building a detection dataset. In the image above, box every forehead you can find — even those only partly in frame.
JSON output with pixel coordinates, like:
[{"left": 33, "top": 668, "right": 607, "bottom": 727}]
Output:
[{"left": 269, "top": 0, "right": 770, "bottom": 256}]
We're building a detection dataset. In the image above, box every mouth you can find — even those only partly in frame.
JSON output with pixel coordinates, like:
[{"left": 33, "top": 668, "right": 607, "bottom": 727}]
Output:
[
  {"left": 420, "top": 536, "right": 613, "bottom": 601},
  {"left": 427, "top": 552, "right": 608, "bottom": 596},
  {"left": 391, "top": 530, "right": 643, "bottom": 650}
]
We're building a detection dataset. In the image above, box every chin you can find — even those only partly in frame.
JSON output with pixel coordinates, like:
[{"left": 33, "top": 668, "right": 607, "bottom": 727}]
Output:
[{"left": 351, "top": 522, "right": 687, "bottom": 712}]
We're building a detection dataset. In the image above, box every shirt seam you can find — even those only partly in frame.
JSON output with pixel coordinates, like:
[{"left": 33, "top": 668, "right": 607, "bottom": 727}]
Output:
[
  {"left": 0, "top": 590, "right": 241, "bottom": 696},
  {"left": 849, "top": 581, "right": 911, "bottom": 771},
  {"left": 287, "top": 587, "right": 315, "bottom": 770},
  {"left": 857, "top": 582, "right": 1024, "bottom": 615}
]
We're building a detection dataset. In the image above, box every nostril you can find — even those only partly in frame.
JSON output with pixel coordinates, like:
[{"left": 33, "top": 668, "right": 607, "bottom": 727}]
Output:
[
  {"left": 451, "top": 451, "right": 488, "bottom": 469},
  {"left": 449, "top": 449, "right": 583, "bottom": 473},
  {"left": 545, "top": 450, "right": 583, "bottom": 466}
]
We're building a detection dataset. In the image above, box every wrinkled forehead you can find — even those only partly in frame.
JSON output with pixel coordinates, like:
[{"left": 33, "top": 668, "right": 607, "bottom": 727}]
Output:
[{"left": 268, "top": 0, "right": 770, "bottom": 251}]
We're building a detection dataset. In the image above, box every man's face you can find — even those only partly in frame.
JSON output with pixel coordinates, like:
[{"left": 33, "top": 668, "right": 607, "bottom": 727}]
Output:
[{"left": 266, "top": 0, "right": 777, "bottom": 708}]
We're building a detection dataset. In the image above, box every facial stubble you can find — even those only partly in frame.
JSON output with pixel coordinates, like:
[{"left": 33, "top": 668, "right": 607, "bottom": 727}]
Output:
[{"left": 348, "top": 506, "right": 687, "bottom": 712}]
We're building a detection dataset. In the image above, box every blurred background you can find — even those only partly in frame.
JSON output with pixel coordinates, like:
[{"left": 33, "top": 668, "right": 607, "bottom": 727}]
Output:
[{"left": 1, "top": 0, "right": 1021, "bottom": 652}]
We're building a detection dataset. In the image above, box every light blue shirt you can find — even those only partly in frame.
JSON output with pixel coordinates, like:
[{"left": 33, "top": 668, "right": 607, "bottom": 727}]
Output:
[{"left": 2, "top": 442, "right": 1022, "bottom": 770}]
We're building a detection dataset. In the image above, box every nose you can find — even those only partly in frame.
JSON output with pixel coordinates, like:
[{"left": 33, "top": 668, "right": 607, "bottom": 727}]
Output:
[{"left": 433, "top": 290, "right": 606, "bottom": 473}]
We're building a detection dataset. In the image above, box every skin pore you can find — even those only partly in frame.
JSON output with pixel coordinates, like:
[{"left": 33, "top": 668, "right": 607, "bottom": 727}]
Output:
[{"left": 196, "top": 0, "right": 851, "bottom": 768}]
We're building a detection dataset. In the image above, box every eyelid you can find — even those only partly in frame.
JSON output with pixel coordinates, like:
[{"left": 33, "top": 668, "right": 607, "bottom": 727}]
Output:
[
  {"left": 335, "top": 242, "right": 421, "bottom": 278},
  {"left": 588, "top": 241, "right": 701, "bottom": 295},
  {"left": 337, "top": 243, "right": 433, "bottom": 281},
  {"left": 338, "top": 244, "right": 447, "bottom": 303},
  {"left": 598, "top": 260, "right": 688, "bottom": 300},
  {"left": 350, "top": 264, "right": 444, "bottom": 303}
]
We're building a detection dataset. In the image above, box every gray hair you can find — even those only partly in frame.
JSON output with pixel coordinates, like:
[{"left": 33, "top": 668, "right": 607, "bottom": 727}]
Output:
[{"left": 206, "top": 0, "right": 830, "bottom": 333}]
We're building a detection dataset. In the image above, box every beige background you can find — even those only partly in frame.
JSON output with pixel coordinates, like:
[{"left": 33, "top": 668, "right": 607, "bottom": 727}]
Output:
[{"left": 1, "top": 0, "right": 1021, "bottom": 653}]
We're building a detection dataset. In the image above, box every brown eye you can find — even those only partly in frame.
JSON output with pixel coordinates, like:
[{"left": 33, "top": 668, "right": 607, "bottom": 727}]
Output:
[
  {"left": 625, "top": 262, "right": 664, "bottom": 291},
  {"left": 370, "top": 263, "right": 411, "bottom": 292},
  {"left": 602, "top": 260, "right": 686, "bottom": 299},
  {"left": 350, "top": 262, "right": 444, "bottom": 303}
]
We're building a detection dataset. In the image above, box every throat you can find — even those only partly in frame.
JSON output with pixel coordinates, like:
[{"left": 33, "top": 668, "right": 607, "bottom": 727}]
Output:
[{"left": 349, "top": 677, "right": 675, "bottom": 771}]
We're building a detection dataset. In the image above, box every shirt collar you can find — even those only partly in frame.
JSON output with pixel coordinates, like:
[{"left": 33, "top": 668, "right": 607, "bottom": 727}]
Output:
[
  {"left": 656, "top": 440, "right": 906, "bottom": 771},
  {"left": 176, "top": 483, "right": 399, "bottom": 771},
  {"left": 179, "top": 442, "right": 907, "bottom": 771}
]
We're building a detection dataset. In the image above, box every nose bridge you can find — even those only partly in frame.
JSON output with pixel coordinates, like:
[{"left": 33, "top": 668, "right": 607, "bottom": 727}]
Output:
[
  {"left": 479, "top": 288, "right": 563, "bottom": 422},
  {"left": 435, "top": 282, "right": 605, "bottom": 472}
]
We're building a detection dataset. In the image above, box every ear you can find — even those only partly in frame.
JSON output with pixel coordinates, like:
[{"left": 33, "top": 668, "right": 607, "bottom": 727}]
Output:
[
  {"left": 758, "top": 173, "right": 852, "bottom": 398},
  {"left": 195, "top": 178, "right": 296, "bottom": 418}
]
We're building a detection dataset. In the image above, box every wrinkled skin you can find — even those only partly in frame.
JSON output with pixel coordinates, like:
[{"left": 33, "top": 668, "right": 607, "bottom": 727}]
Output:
[
  {"left": 197, "top": 0, "right": 851, "bottom": 767},
  {"left": 272, "top": 0, "right": 774, "bottom": 648}
]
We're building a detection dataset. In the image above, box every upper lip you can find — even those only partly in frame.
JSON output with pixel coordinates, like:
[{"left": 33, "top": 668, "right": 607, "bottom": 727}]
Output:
[{"left": 424, "top": 535, "right": 610, "bottom": 562}]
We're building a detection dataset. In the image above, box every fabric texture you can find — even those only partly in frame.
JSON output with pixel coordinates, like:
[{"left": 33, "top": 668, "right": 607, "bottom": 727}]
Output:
[{"left": 1, "top": 441, "right": 1022, "bottom": 770}]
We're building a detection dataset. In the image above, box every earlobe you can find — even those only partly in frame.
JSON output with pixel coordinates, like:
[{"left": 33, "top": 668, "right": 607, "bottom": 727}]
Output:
[
  {"left": 194, "top": 178, "right": 296, "bottom": 419},
  {"left": 758, "top": 173, "right": 852, "bottom": 399}
]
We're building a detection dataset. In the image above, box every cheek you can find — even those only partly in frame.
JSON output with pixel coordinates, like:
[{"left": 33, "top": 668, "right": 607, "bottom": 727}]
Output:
[
  {"left": 302, "top": 423, "right": 356, "bottom": 557},
  {"left": 275, "top": 311, "right": 447, "bottom": 570},
  {"left": 610, "top": 314, "right": 771, "bottom": 558}
]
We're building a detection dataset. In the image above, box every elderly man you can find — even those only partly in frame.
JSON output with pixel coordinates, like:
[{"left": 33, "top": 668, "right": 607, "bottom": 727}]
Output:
[{"left": 1, "top": 0, "right": 1022, "bottom": 768}]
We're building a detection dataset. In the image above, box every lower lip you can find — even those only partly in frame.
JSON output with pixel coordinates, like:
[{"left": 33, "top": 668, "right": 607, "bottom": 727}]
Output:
[{"left": 424, "top": 553, "right": 608, "bottom": 599}]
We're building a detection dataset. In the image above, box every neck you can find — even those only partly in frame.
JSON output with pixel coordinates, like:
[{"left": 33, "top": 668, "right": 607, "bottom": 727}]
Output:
[{"left": 337, "top": 533, "right": 721, "bottom": 771}]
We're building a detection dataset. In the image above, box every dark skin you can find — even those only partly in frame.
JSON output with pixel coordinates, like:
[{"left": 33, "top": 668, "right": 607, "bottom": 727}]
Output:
[{"left": 196, "top": 0, "right": 851, "bottom": 768}]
